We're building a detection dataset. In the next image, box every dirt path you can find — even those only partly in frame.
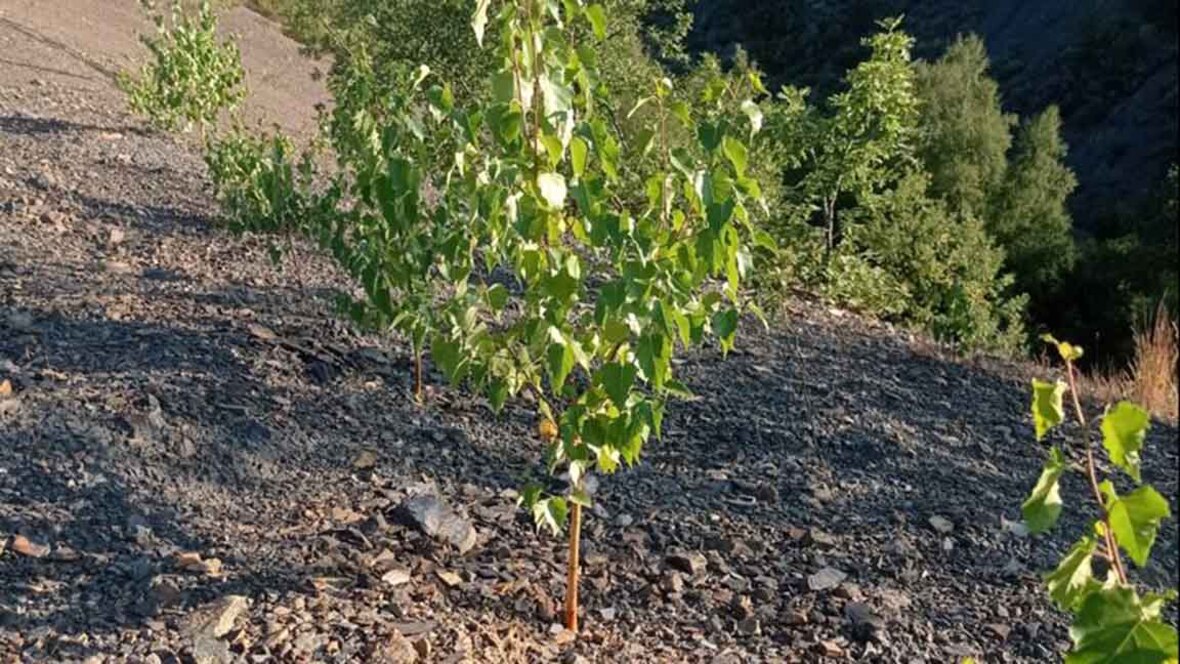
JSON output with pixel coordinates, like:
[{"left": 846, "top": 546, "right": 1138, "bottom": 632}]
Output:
[{"left": 1, "top": 3, "right": 1177, "bottom": 663}]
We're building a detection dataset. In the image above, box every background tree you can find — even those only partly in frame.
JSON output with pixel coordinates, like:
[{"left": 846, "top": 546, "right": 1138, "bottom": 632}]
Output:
[
  {"left": 914, "top": 34, "right": 1013, "bottom": 220},
  {"left": 780, "top": 17, "right": 920, "bottom": 254},
  {"left": 987, "top": 105, "right": 1077, "bottom": 308}
]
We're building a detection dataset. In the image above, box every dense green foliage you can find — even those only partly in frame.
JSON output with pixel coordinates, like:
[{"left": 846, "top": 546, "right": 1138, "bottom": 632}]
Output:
[
  {"left": 914, "top": 39, "right": 1077, "bottom": 314},
  {"left": 1023, "top": 336, "right": 1177, "bottom": 662},
  {"left": 203, "top": 126, "right": 320, "bottom": 236},
  {"left": 913, "top": 36, "right": 1012, "bottom": 221},
  {"left": 130, "top": 0, "right": 1177, "bottom": 365},
  {"left": 119, "top": 0, "right": 245, "bottom": 134},
  {"left": 988, "top": 106, "right": 1077, "bottom": 306},
  {"left": 238, "top": 0, "right": 1176, "bottom": 362},
  {"left": 758, "top": 20, "right": 1026, "bottom": 351},
  {"left": 837, "top": 173, "right": 1025, "bottom": 350},
  {"left": 682, "top": 0, "right": 1177, "bottom": 366}
]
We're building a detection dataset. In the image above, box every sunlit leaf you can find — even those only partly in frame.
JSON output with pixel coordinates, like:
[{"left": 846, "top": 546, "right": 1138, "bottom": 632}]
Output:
[
  {"left": 585, "top": 4, "right": 607, "bottom": 40},
  {"left": 537, "top": 172, "right": 567, "bottom": 209},
  {"left": 1101, "top": 401, "right": 1151, "bottom": 483},
  {"left": 1022, "top": 446, "right": 1066, "bottom": 534},
  {"left": 1044, "top": 535, "right": 1099, "bottom": 611},
  {"left": 1031, "top": 378, "right": 1066, "bottom": 441},
  {"left": 471, "top": 0, "right": 493, "bottom": 46},
  {"left": 1066, "top": 585, "right": 1178, "bottom": 663},
  {"left": 1102, "top": 481, "right": 1171, "bottom": 568}
]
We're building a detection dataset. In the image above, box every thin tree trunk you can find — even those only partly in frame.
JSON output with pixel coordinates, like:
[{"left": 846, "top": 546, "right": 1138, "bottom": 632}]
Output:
[
  {"left": 412, "top": 347, "right": 423, "bottom": 402},
  {"left": 564, "top": 501, "right": 583, "bottom": 632},
  {"left": 824, "top": 196, "right": 837, "bottom": 257}
]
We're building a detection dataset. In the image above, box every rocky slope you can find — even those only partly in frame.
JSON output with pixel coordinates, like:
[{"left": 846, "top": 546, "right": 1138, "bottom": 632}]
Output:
[{"left": 1, "top": 2, "right": 1178, "bottom": 662}]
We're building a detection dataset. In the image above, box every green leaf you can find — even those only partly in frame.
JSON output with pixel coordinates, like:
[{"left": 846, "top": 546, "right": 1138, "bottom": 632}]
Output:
[
  {"left": 570, "top": 136, "right": 588, "bottom": 178},
  {"left": 540, "top": 74, "right": 573, "bottom": 116},
  {"left": 487, "top": 378, "right": 508, "bottom": 413},
  {"left": 488, "top": 105, "right": 524, "bottom": 144},
  {"left": 1102, "top": 401, "right": 1151, "bottom": 483},
  {"left": 517, "top": 484, "right": 544, "bottom": 515},
  {"left": 595, "top": 444, "right": 620, "bottom": 474},
  {"left": 546, "top": 335, "right": 575, "bottom": 391},
  {"left": 485, "top": 283, "right": 509, "bottom": 312},
  {"left": 1031, "top": 378, "right": 1066, "bottom": 441},
  {"left": 637, "top": 333, "right": 671, "bottom": 390},
  {"left": 697, "top": 121, "right": 723, "bottom": 153},
  {"left": 471, "top": 0, "right": 492, "bottom": 46},
  {"left": 533, "top": 496, "right": 569, "bottom": 535},
  {"left": 540, "top": 134, "right": 564, "bottom": 168},
  {"left": 598, "top": 362, "right": 635, "bottom": 408},
  {"left": 1066, "top": 586, "right": 1178, "bottom": 664},
  {"left": 570, "top": 488, "right": 592, "bottom": 508},
  {"left": 722, "top": 136, "right": 748, "bottom": 176},
  {"left": 1044, "top": 535, "right": 1099, "bottom": 611},
  {"left": 585, "top": 4, "right": 607, "bottom": 40},
  {"left": 1022, "top": 446, "right": 1067, "bottom": 534},
  {"left": 492, "top": 70, "right": 516, "bottom": 104},
  {"left": 712, "top": 308, "right": 738, "bottom": 353},
  {"left": 1042, "top": 333, "right": 1085, "bottom": 362},
  {"left": 537, "top": 172, "right": 567, "bottom": 209},
  {"left": 431, "top": 336, "right": 463, "bottom": 383},
  {"left": 1102, "top": 482, "right": 1171, "bottom": 567}
]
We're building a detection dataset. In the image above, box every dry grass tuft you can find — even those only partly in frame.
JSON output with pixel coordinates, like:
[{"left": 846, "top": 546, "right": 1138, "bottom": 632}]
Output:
[{"left": 1086, "top": 303, "right": 1178, "bottom": 423}]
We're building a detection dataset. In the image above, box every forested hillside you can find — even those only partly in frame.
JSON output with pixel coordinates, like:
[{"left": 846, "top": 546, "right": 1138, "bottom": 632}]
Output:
[{"left": 688, "top": 0, "right": 1178, "bottom": 230}]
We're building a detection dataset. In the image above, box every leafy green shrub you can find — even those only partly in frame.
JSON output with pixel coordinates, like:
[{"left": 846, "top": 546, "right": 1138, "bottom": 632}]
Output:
[
  {"left": 203, "top": 126, "right": 320, "bottom": 236},
  {"left": 755, "top": 20, "right": 1025, "bottom": 351},
  {"left": 839, "top": 173, "right": 1026, "bottom": 351},
  {"left": 821, "top": 253, "right": 909, "bottom": 318},
  {"left": 769, "top": 17, "right": 920, "bottom": 254},
  {"left": 1022, "top": 336, "right": 1177, "bottom": 662},
  {"left": 383, "top": 0, "right": 763, "bottom": 630},
  {"left": 119, "top": 0, "right": 245, "bottom": 135},
  {"left": 314, "top": 60, "right": 466, "bottom": 401}
]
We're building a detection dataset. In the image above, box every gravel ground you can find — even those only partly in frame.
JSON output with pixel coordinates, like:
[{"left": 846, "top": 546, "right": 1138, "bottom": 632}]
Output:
[{"left": 1, "top": 3, "right": 1177, "bottom": 662}]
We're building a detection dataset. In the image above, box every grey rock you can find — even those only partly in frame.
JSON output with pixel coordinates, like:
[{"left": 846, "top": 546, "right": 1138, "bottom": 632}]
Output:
[
  {"left": 191, "top": 634, "right": 231, "bottom": 664},
  {"left": 394, "top": 489, "right": 477, "bottom": 554},
  {"left": 6, "top": 311, "right": 34, "bottom": 333},
  {"left": 661, "top": 571, "right": 685, "bottom": 594},
  {"left": 182, "top": 595, "right": 248, "bottom": 640},
  {"left": 735, "top": 617, "right": 761, "bottom": 635},
  {"left": 987, "top": 623, "right": 1012, "bottom": 641},
  {"left": 372, "top": 631, "right": 417, "bottom": 662},
  {"left": 807, "top": 567, "right": 847, "bottom": 592},
  {"left": 381, "top": 568, "right": 412, "bottom": 587},
  {"left": 928, "top": 515, "right": 954, "bottom": 534}
]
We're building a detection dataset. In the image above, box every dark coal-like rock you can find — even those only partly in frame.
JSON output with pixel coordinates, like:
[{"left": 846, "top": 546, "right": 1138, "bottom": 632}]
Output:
[
  {"left": 665, "top": 550, "right": 707, "bottom": 576},
  {"left": 844, "top": 602, "right": 883, "bottom": 642}
]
